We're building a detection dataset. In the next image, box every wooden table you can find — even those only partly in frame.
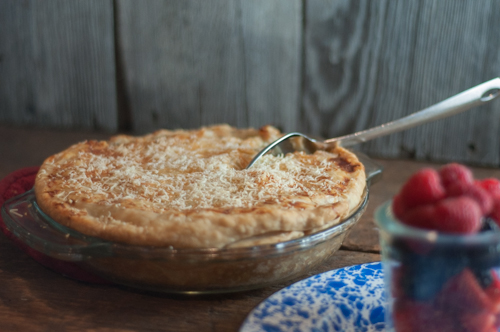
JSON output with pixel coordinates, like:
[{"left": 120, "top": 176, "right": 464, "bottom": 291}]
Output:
[{"left": 2, "top": 125, "right": 500, "bottom": 332}]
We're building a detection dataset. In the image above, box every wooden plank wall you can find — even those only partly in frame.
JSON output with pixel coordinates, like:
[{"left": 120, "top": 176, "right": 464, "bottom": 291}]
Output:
[
  {"left": 303, "top": 0, "right": 500, "bottom": 166},
  {"left": 115, "top": 0, "right": 302, "bottom": 133},
  {"left": 1, "top": 0, "right": 500, "bottom": 166},
  {"left": 0, "top": 0, "right": 117, "bottom": 131}
]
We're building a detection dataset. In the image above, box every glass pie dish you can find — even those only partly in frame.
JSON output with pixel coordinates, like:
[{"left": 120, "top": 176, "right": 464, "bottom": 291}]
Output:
[{"left": 1, "top": 152, "right": 382, "bottom": 294}]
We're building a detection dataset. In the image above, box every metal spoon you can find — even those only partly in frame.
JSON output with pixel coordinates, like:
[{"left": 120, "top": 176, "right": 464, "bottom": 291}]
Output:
[{"left": 246, "top": 77, "right": 500, "bottom": 169}]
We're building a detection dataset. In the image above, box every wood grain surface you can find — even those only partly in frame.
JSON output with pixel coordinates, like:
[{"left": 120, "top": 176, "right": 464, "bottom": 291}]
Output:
[
  {"left": 115, "top": 0, "right": 302, "bottom": 134},
  {"left": 0, "top": 236, "right": 378, "bottom": 332},
  {"left": 0, "top": 0, "right": 117, "bottom": 131},
  {"left": 3, "top": 127, "right": 500, "bottom": 331},
  {"left": 3, "top": 1, "right": 500, "bottom": 165},
  {"left": 304, "top": 0, "right": 500, "bottom": 166}
]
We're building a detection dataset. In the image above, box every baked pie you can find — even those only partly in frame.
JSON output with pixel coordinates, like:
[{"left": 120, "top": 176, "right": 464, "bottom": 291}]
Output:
[{"left": 34, "top": 125, "right": 366, "bottom": 249}]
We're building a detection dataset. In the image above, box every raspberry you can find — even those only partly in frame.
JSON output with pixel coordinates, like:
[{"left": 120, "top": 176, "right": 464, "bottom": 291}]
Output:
[
  {"left": 392, "top": 300, "right": 416, "bottom": 332},
  {"left": 392, "top": 194, "right": 407, "bottom": 220},
  {"left": 485, "top": 271, "right": 500, "bottom": 314},
  {"left": 393, "top": 164, "right": 500, "bottom": 234},
  {"left": 439, "top": 163, "right": 474, "bottom": 189},
  {"left": 433, "top": 197, "right": 482, "bottom": 234},
  {"left": 401, "top": 197, "right": 482, "bottom": 234},
  {"left": 476, "top": 178, "right": 500, "bottom": 200},
  {"left": 446, "top": 182, "right": 493, "bottom": 215},
  {"left": 398, "top": 168, "right": 446, "bottom": 210},
  {"left": 437, "top": 268, "right": 492, "bottom": 314},
  {"left": 393, "top": 298, "right": 458, "bottom": 332},
  {"left": 400, "top": 204, "right": 438, "bottom": 230},
  {"left": 460, "top": 312, "right": 496, "bottom": 332},
  {"left": 489, "top": 200, "right": 500, "bottom": 226}
]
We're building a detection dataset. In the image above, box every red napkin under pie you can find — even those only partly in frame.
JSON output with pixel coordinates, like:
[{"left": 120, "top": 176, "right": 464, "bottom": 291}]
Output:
[{"left": 0, "top": 167, "right": 110, "bottom": 284}]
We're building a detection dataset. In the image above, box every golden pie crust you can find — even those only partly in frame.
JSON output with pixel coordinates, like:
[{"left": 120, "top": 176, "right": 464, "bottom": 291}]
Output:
[{"left": 34, "top": 124, "right": 366, "bottom": 248}]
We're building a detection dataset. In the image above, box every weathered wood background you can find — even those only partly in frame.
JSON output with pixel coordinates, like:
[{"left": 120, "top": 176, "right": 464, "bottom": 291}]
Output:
[{"left": 1, "top": 0, "right": 500, "bottom": 166}]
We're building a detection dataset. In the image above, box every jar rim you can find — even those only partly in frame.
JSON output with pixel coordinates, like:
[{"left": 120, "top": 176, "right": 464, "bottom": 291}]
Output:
[{"left": 375, "top": 200, "right": 500, "bottom": 246}]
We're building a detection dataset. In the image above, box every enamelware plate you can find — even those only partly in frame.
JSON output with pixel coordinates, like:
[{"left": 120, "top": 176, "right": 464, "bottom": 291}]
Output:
[{"left": 240, "top": 262, "right": 386, "bottom": 332}]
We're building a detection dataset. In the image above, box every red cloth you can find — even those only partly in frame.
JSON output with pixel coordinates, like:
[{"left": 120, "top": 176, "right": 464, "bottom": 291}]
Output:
[{"left": 0, "top": 167, "right": 110, "bottom": 284}]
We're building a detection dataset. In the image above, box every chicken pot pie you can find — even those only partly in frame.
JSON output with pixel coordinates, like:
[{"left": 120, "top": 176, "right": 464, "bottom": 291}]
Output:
[{"left": 34, "top": 125, "right": 366, "bottom": 248}]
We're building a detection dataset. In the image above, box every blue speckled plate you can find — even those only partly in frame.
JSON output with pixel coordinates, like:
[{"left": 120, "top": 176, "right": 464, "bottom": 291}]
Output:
[{"left": 240, "top": 262, "right": 386, "bottom": 332}]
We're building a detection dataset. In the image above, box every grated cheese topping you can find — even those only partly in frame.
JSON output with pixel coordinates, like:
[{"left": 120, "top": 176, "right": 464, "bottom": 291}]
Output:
[{"left": 43, "top": 127, "right": 357, "bottom": 213}]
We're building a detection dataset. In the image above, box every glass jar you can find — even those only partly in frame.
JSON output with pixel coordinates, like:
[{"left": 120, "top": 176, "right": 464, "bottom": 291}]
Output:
[{"left": 375, "top": 201, "right": 500, "bottom": 332}]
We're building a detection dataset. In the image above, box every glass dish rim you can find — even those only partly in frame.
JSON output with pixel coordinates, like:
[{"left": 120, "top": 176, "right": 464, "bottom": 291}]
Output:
[
  {"left": 2, "top": 188, "right": 369, "bottom": 260},
  {"left": 375, "top": 200, "right": 500, "bottom": 245}
]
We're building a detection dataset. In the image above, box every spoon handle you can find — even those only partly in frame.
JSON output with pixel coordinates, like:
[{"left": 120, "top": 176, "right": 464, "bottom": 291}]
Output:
[{"left": 325, "top": 77, "right": 500, "bottom": 147}]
